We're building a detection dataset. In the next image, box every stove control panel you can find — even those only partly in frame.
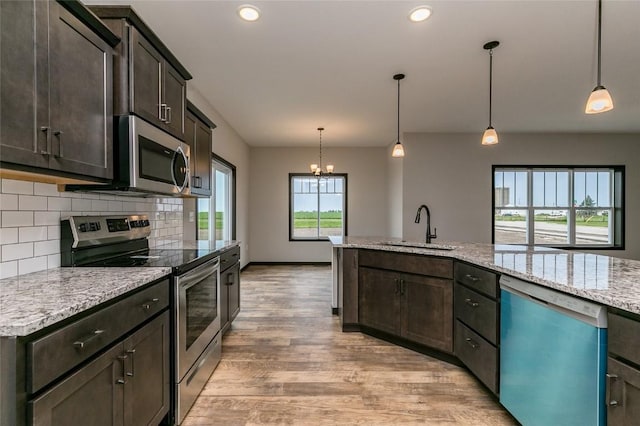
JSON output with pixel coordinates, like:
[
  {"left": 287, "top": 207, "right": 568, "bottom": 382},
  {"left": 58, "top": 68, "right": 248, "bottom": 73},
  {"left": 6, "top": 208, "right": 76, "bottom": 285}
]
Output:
[{"left": 62, "top": 215, "right": 151, "bottom": 249}]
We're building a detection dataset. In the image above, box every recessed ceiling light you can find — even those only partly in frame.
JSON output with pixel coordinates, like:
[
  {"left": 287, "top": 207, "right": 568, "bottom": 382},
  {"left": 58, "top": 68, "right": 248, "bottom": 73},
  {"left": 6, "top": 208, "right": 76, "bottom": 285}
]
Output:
[
  {"left": 409, "top": 6, "right": 432, "bottom": 23},
  {"left": 237, "top": 4, "right": 260, "bottom": 22}
]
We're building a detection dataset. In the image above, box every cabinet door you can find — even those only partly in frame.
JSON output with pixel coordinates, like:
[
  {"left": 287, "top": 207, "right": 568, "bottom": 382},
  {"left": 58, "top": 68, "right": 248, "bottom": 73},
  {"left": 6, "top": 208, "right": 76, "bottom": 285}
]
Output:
[
  {"left": 163, "top": 62, "right": 186, "bottom": 139},
  {"left": 227, "top": 262, "right": 241, "bottom": 323},
  {"left": 130, "top": 27, "right": 163, "bottom": 127},
  {"left": 220, "top": 266, "right": 230, "bottom": 333},
  {"left": 47, "top": 2, "right": 113, "bottom": 179},
  {"left": 607, "top": 357, "right": 640, "bottom": 425},
  {"left": 358, "top": 267, "right": 401, "bottom": 335},
  {"left": 29, "top": 343, "right": 124, "bottom": 426},
  {"left": 402, "top": 273, "right": 453, "bottom": 352},
  {"left": 192, "top": 119, "right": 212, "bottom": 195},
  {"left": 123, "top": 312, "right": 170, "bottom": 426},
  {"left": 0, "top": 0, "right": 49, "bottom": 168}
]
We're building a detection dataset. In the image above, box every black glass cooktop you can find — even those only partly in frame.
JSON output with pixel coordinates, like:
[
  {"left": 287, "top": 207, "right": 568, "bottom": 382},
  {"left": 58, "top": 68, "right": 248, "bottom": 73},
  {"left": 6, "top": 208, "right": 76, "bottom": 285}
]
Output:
[{"left": 86, "top": 248, "right": 217, "bottom": 273}]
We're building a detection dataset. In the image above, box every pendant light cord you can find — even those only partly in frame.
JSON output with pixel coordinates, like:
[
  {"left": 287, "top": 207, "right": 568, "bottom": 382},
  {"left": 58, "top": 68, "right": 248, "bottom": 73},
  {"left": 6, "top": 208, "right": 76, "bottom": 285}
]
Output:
[
  {"left": 596, "top": 0, "right": 602, "bottom": 86},
  {"left": 318, "top": 128, "right": 323, "bottom": 170},
  {"left": 489, "top": 48, "right": 493, "bottom": 127},
  {"left": 397, "top": 78, "right": 401, "bottom": 142}
]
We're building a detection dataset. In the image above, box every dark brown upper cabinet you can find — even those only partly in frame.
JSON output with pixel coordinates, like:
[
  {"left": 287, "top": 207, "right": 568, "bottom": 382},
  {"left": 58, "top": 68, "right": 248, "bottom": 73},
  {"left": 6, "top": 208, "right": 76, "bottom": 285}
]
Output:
[
  {"left": 89, "top": 6, "right": 192, "bottom": 141},
  {"left": 185, "top": 101, "right": 216, "bottom": 197},
  {"left": 0, "top": 0, "right": 118, "bottom": 181}
]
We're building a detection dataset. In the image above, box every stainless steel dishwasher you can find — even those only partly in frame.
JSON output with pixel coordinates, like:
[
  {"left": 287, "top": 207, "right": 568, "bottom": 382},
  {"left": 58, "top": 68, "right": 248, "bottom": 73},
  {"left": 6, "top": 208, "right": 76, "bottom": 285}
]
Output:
[{"left": 500, "top": 275, "right": 607, "bottom": 426}]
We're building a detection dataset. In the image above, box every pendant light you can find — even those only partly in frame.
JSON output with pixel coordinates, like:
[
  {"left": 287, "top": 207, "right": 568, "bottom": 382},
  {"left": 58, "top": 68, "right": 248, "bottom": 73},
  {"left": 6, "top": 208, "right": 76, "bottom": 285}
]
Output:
[
  {"left": 482, "top": 41, "right": 500, "bottom": 146},
  {"left": 585, "top": 0, "right": 614, "bottom": 114},
  {"left": 309, "top": 127, "right": 334, "bottom": 177},
  {"left": 391, "top": 73, "right": 406, "bottom": 157}
]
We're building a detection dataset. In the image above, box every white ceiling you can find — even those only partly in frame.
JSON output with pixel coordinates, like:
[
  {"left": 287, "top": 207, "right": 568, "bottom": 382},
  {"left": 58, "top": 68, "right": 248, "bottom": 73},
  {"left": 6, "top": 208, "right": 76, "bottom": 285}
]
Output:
[{"left": 85, "top": 0, "right": 640, "bottom": 147}]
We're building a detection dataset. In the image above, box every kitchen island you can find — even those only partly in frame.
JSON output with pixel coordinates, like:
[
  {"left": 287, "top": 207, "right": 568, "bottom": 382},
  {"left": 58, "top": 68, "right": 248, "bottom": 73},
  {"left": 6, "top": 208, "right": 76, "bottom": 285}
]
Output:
[{"left": 330, "top": 236, "right": 640, "bottom": 425}]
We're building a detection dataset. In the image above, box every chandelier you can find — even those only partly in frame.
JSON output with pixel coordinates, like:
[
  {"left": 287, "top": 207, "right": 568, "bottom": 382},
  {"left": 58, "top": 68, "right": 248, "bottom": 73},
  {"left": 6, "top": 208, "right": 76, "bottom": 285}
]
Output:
[{"left": 310, "top": 127, "right": 334, "bottom": 176}]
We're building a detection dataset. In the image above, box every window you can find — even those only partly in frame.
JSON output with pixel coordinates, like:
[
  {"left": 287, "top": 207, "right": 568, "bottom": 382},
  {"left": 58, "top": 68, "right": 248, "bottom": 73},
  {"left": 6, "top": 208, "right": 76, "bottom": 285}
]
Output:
[
  {"left": 289, "top": 174, "right": 347, "bottom": 241},
  {"left": 493, "top": 166, "right": 624, "bottom": 249},
  {"left": 197, "top": 155, "right": 236, "bottom": 241}
]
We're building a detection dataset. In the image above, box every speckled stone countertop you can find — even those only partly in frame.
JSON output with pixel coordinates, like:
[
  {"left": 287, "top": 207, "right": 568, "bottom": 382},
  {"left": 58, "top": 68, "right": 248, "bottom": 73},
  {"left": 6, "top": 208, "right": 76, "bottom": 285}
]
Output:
[
  {"left": 330, "top": 236, "right": 640, "bottom": 315},
  {"left": 0, "top": 267, "right": 171, "bottom": 336}
]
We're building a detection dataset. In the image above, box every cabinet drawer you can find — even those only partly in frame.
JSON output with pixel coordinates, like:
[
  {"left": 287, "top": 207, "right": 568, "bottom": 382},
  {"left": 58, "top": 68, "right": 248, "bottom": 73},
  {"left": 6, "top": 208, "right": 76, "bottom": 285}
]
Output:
[
  {"left": 28, "top": 279, "right": 169, "bottom": 393},
  {"left": 455, "top": 320, "right": 498, "bottom": 394},
  {"left": 609, "top": 312, "right": 640, "bottom": 366},
  {"left": 454, "top": 283, "right": 498, "bottom": 344},
  {"left": 359, "top": 250, "right": 452, "bottom": 279},
  {"left": 454, "top": 262, "right": 497, "bottom": 298},
  {"left": 220, "top": 246, "right": 240, "bottom": 272}
]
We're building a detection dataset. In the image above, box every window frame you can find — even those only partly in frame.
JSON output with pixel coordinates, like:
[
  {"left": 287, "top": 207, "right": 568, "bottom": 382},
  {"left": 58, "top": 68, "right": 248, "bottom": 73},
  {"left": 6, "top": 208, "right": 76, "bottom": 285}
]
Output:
[
  {"left": 195, "top": 153, "right": 236, "bottom": 241},
  {"left": 288, "top": 173, "right": 348, "bottom": 242},
  {"left": 492, "top": 165, "right": 624, "bottom": 250}
]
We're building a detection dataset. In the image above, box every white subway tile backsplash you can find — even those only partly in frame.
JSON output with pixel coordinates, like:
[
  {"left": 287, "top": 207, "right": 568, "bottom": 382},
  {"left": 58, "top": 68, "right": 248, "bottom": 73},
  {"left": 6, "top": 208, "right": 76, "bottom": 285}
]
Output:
[
  {"left": 19, "top": 195, "right": 48, "bottom": 211},
  {"left": 48, "top": 225, "right": 61, "bottom": 240},
  {"left": 91, "top": 200, "right": 109, "bottom": 211},
  {"left": 0, "top": 261, "right": 18, "bottom": 279},
  {"left": 35, "top": 211, "right": 61, "bottom": 226},
  {"left": 19, "top": 227, "right": 48, "bottom": 243},
  {"left": 18, "top": 256, "right": 48, "bottom": 275},
  {"left": 48, "top": 197, "right": 72, "bottom": 211},
  {"left": 1, "top": 181, "right": 183, "bottom": 279},
  {"left": 2, "top": 179, "right": 34, "bottom": 195},
  {"left": 71, "top": 198, "right": 92, "bottom": 211},
  {"left": 34, "top": 240, "right": 59, "bottom": 256},
  {"left": 2, "top": 242, "right": 33, "bottom": 261},
  {"left": 2, "top": 211, "right": 34, "bottom": 227},
  {"left": 108, "top": 201, "right": 123, "bottom": 211},
  {"left": 34, "top": 183, "right": 60, "bottom": 197},
  {"left": 47, "top": 253, "right": 61, "bottom": 269},
  {"left": 0, "top": 228, "right": 18, "bottom": 244},
  {"left": 0, "top": 194, "right": 18, "bottom": 210}
]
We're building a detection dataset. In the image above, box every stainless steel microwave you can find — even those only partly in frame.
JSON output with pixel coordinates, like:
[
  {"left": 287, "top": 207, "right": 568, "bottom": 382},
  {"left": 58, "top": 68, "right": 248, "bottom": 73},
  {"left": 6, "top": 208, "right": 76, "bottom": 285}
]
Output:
[{"left": 65, "top": 115, "right": 191, "bottom": 197}]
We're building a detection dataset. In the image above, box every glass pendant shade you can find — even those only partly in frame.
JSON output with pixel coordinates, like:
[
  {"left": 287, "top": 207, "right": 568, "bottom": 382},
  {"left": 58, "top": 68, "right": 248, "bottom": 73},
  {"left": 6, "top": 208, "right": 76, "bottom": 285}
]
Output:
[
  {"left": 585, "top": 86, "right": 614, "bottom": 114},
  {"left": 482, "top": 127, "right": 499, "bottom": 145},
  {"left": 392, "top": 141, "right": 405, "bottom": 157},
  {"left": 309, "top": 163, "right": 318, "bottom": 172},
  {"left": 326, "top": 164, "right": 334, "bottom": 173}
]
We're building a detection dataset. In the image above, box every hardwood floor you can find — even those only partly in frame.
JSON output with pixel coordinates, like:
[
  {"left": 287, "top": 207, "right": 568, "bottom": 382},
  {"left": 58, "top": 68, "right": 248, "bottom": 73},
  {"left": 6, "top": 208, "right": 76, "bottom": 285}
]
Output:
[{"left": 182, "top": 265, "right": 516, "bottom": 425}]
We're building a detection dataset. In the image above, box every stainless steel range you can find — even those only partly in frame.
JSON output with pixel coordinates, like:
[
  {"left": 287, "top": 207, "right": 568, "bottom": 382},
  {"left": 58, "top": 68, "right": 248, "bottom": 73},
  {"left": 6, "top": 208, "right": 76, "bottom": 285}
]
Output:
[{"left": 61, "top": 214, "right": 221, "bottom": 425}]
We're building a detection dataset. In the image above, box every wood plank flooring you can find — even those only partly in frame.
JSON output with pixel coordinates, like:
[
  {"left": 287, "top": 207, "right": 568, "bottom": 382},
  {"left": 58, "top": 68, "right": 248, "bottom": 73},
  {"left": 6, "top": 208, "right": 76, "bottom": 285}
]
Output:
[{"left": 182, "top": 265, "right": 516, "bottom": 425}]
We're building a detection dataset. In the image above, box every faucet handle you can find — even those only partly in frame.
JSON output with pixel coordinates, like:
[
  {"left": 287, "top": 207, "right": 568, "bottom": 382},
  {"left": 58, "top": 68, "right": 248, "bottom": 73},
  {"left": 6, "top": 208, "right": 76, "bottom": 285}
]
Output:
[{"left": 431, "top": 228, "right": 437, "bottom": 240}]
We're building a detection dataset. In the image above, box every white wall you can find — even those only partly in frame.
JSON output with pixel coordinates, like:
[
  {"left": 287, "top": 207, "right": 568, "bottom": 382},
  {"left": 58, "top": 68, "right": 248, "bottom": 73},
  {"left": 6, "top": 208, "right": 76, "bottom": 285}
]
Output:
[
  {"left": 249, "top": 146, "right": 389, "bottom": 262},
  {"left": 185, "top": 86, "right": 251, "bottom": 268},
  {"left": 400, "top": 132, "right": 640, "bottom": 260},
  {"left": 387, "top": 152, "right": 404, "bottom": 238}
]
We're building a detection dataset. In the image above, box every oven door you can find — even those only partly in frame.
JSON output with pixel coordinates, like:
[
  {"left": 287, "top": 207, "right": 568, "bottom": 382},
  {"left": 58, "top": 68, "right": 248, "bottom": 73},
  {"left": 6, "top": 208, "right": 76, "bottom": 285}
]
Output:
[{"left": 175, "top": 257, "right": 220, "bottom": 380}]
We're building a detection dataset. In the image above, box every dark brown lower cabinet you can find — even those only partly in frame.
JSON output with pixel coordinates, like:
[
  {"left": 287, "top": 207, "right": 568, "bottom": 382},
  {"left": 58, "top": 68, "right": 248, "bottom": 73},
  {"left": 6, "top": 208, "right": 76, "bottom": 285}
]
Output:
[
  {"left": 220, "top": 246, "right": 241, "bottom": 335},
  {"left": 607, "top": 357, "right": 640, "bottom": 425},
  {"left": 359, "top": 266, "right": 453, "bottom": 352},
  {"left": 29, "top": 312, "right": 169, "bottom": 426}
]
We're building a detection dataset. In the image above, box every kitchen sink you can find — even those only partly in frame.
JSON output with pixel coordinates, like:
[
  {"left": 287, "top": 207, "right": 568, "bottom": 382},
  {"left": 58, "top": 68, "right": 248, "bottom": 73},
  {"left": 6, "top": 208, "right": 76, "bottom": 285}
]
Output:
[{"left": 381, "top": 241, "right": 457, "bottom": 251}]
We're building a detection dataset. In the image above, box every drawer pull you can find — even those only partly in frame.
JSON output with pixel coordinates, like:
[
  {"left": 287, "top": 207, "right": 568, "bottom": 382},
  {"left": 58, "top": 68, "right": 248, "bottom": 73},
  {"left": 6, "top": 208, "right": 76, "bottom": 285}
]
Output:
[
  {"left": 226, "top": 272, "right": 234, "bottom": 286},
  {"left": 465, "top": 274, "right": 480, "bottom": 282},
  {"left": 464, "top": 298, "right": 479, "bottom": 308},
  {"left": 116, "top": 354, "right": 128, "bottom": 385},
  {"left": 141, "top": 298, "right": 160, "bottom": 310},
  {"left": 606, "top": 373, "right": 619, "bottom": 407},
  {"left": 126, "top": 349, "right": 136, "bottom": 377},
  {"left": 465, "top": 337, "right": 479, "bottom": 349},
  {"left": 73, "top": 329, "right": 105, "bottom": 349}
]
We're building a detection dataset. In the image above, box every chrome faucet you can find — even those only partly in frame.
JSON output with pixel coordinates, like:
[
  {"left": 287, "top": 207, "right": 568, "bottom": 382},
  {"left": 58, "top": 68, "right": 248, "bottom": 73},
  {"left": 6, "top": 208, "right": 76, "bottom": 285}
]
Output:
[{"left": 415, "top": 204, "right": 437, "bottom": 244}]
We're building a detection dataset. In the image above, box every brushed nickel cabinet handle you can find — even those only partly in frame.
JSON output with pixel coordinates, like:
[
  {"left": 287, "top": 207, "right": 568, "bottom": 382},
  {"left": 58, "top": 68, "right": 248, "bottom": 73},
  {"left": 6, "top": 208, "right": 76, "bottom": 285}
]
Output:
[
  {"left": 465, "top": 337, "right": 479, "bottom": 349},
  {"left": 126, "top": 349, "right": 136, "bottom": 377},
  {"left": 116, "top": 354, "right": 128, "bottom": 385},
  {"left": 40, "top": 126, "right": 51, "bottom": 155},
  {"left": 166, "top": 106, "right": 172, "bottom": 124},
  {"left": 54, "top": 130, "right": 64, "bottom": 158},
  {"left": 73, "top": 329, "right": 105, "bottom": 349},
  {"left": 160, "top": 103, "right": 168, "bottom": 122},
  {"left": 464, "top": 298, "right": 480, "bottom": 308},
  {"left": 606, "top": 373, "right": 619, "bottom": 407},
  {"left": 141, "top": 298, "right": 160, "bottom": 310},
  {"left": 465, "top": 274, "right": 480, "bottom": 282}
]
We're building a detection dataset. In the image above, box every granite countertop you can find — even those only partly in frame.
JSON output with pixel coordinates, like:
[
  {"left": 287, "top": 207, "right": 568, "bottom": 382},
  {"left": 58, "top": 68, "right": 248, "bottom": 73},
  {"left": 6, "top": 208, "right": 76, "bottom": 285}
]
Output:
[
  {"left": 330, "top": 236, "right": 640, "bottom": 315},
  {"left": 0, "top": 267, "right": 171, "bottom": 337}
]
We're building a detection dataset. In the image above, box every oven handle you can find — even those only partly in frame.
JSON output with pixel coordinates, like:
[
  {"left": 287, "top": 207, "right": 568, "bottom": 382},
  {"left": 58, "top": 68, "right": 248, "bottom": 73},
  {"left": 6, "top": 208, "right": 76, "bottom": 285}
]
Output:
[{"left": 178, "top": 257, "right": 220, "bottom": 291}]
